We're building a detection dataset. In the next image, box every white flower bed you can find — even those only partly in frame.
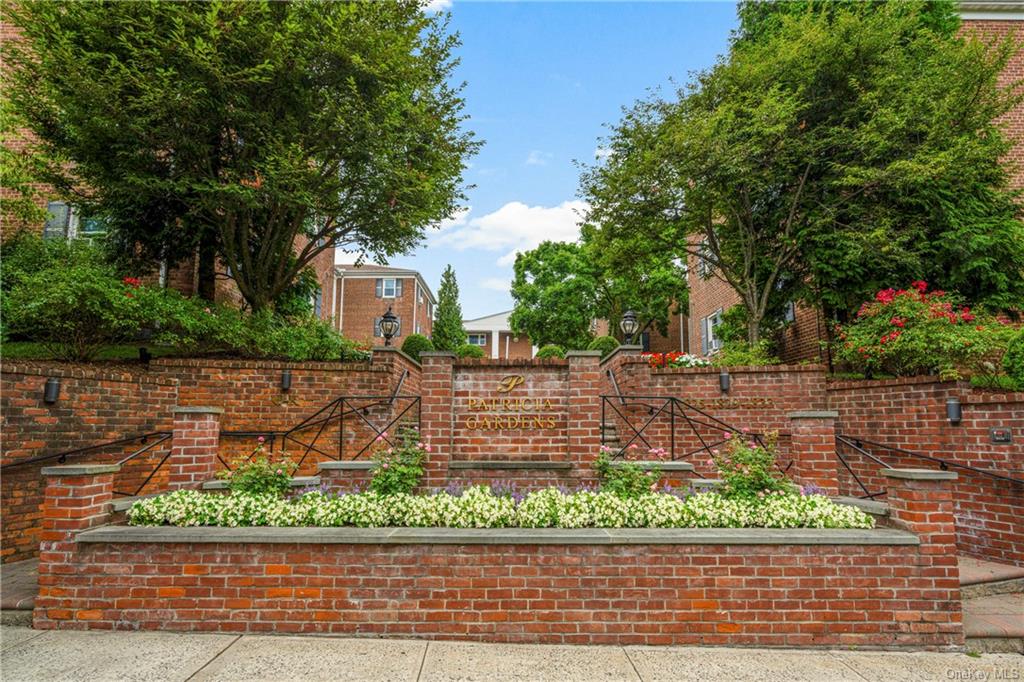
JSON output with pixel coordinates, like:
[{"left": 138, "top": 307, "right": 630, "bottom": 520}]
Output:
[{"left": 126, "top": 486, "right": 874, "bottom": 530}]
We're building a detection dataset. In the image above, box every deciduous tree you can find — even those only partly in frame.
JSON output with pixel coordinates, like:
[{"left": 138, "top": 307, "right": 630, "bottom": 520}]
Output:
[{"left": 6, "top": 0, "right": 478, "bottom": 311}]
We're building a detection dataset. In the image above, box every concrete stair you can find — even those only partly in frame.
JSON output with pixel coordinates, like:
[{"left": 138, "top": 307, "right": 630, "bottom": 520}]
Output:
[{"left": 961, "top": 556, "right": 1024, "bottom": 654}]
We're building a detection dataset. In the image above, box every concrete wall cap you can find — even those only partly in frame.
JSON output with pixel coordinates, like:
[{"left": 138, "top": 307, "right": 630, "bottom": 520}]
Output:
[
  {"left": 319, "top": 461, "right": 376, "bottom": 471},
  {"left": 610, "top": 460, "right": 695, "bottom": 472},
  {"left": 598, "top": 345, "right": 644, "bottom": 367},
  {"left": 370, "top": 346, "right": 421, "bottom": 368},
  {"left": 174, "top": 406, "right": 224, "bottom": 415},
  {"left": 883, "top": 468, "right": 958, "bottom": 481},
  {"left": 41, "top": 464, "right": 121, "bottom": 476},
  {"left": 76, "top": 525, "right": 920, "bottom": 546},
  {"left": 565, "top": 350, "right": 603, "bottom": 358},
  {"left": 787, "top": 410, "right": 839, "bottom": 419}
]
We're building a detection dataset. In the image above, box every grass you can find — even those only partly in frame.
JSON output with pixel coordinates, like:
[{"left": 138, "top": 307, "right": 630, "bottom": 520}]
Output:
[{"left": 1, "top": 341, "right": 182, "bottom": 362}]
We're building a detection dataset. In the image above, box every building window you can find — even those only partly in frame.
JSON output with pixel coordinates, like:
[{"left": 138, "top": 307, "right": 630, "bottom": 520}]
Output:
[
  {"left": 418, "top": 285, "right": 424, "bottom": 305},
  {"left": 374, "top": 315, "right": 401, "bottom": 338},
  {"left": 43, "top": 202, "right": 71, "bottom": 239},
  {"left": 416, "top": 323, "right": 422, "bottom": 335},
  {"left": 468, "top": 333, "right": 487, "bottom": 346},
  {"left": 376, "top": 277, "right": 402, "bottom": 298},
  {"left": 784, "top": 301, "right": 796, "bottom": 323},
  {"left": 700, "top": 308, "right": 723, "bottom": 355},
  {"left": 311, "top": 287, "right": 323, "bottom": 317},
  {"left": 697, "top": 240, "right": 714, "bottom": 278}
]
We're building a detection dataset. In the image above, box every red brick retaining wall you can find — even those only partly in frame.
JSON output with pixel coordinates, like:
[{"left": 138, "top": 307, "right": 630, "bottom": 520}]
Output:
[
  {"left": 32, "top": 465, "right": 963, "bottom": 649},
  {"left": 827, "top": 377, "right": 1024, "bottom": 567},
  {"left": 0, "top": 364, "right": 178, "bottom": 563}
]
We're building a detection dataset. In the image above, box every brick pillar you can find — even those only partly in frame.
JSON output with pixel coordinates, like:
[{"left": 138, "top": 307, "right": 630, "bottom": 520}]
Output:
[
  {"left": 419, "top": 352, "right": 454, "bottom": 490},
  {"left": 567, "top": 351, "right": 603, "bottom": 478},
  {"left": 884, "top": 468, "right": 963, "bottom": 648},
  {"left": 787, "top": 410, "right": 839, "bottom": 495},
  {"left": 35, "top": 464, "right": 119, "bottom": 629},
  {"left": 168, "top": 406, "right": 223, "bottom": 490}
]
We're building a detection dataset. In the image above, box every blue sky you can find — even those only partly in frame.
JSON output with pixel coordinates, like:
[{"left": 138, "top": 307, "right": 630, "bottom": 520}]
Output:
[{"left": 337, "top": 1, "right": 738, "bottom": 319}]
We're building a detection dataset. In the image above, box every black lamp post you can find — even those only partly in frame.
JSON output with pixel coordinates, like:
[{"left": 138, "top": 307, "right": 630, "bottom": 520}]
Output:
[
  {"left": 619, "top": 310, "right": 639, "bottom": 345},
  {"left": 380, "top": 307, "right": 400, "bottom": 347}
]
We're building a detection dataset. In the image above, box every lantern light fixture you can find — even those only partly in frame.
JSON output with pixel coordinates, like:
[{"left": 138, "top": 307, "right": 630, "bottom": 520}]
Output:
[
  {"left": 619, "top": 310, "right": 639, "bottom": 345},
  {"left": 380, "top": 307, "right": 400, "bottom": 346}
]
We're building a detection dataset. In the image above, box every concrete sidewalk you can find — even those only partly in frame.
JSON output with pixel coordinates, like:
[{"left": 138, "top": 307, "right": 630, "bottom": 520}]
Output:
[{"left": 1, "top": 625, "right": 1021, "bottom": 682}]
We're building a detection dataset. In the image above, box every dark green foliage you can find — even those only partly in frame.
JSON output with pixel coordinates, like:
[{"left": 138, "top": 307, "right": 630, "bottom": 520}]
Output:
[
  {"left": 6, "top": 1, "right": 478, "bottom": 311},
  {"left": 1003, "top": 329, "right": 1024, "bottom": 384},
  {"left": 217, "top": 443, "right": 297, "bottom": 498},
  {"left": 509, "top": 239, "right": 687, "bottom": 349},
  {"left": 433, "top": 265, "right": 466, "bottom": 351},
  {"left": 535, "top": 345, "right": 566, "bottom": 360},
  {"left": 369, "top": 430, "right": 427, "bottom": 495},
  {"left": 581, "top": 1, "right": 1024, "bottom": 344},
  {"left": 456, "top": 343, "right": 485, "bottom": 359},
  {"left": 401, "top": 334, "right": 435, "bottom": 363},
  {"left": 587, "top": 336, "right": 620, "bottom": 358}
]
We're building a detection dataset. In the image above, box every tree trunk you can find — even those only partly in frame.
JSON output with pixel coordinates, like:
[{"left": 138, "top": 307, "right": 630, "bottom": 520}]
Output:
[
  {"left": 196, "top": 232, "right": 218, "bottom": 303},
  {"left": 746, "top": 308, "right": 761, "bottom": 347}
]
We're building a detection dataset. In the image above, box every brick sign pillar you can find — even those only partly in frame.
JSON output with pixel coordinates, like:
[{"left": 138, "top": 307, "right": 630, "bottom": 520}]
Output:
[
  {"left": 883, "top": 468, "right": 964, "bottom": 646},
  {"left": 787, "top": 410, "right": 839, "bottom": 495},
  {"left": 567, "top": 351, "right": 603, "bottom": 470},
  {"left": 168, "top": 406, "right": 223, "bottom": 490},
  {"left": 419, "top": 352, "right": 455, "bottom": 489},
  {"left": 35, "top": 464, "right": 119, "bottom": 628}
]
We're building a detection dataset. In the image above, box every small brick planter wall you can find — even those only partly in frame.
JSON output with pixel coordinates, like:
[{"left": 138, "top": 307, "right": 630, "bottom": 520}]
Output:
[{"left": 34, "top": 465, "right": 963, "bottom": 649}]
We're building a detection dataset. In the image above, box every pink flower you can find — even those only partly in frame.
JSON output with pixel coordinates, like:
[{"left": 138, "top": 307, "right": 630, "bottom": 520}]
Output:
[
  {"left": 706, "top": 458, "right": 714, "bottom": 467},
  {"left": 741, "top": 427, "right": 749, "bottom": 434},
  {"left": 424, "top": 445, "right": 432, "bottom": 453},
  {"left": 911, "top": 280, "right": 928, "bottom": 294},
  {"left": 257, "top": 436, "right": 265, "bottom": 444},
  {"left": 723, "top": 432, "right": 733, "bottom": 440},
  {"left": 649, "top": 482, "right": 658, "bottom": 492},
  {"left": 275, "top": 469, "right": 282, "bottom": 475},
  {"left": 381, "top": 462, "right": 389, "bottom": 470}
]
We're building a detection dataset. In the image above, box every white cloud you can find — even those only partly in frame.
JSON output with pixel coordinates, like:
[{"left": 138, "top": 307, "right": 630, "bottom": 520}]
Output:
[
  {"left": 480, "top": 277, "right": 512, "bottom": 293},
  {"left": 423, "top": 0, "right": 452, "bottom": 13},
  {"left": 433, "top": 200, "right": 589, "bottom": 266},
  {"left": 525, "top": 150, "right": 553, "bottom": 166},
  {"left": 436, "top": 206, "right": 470, "bottom": 233}
]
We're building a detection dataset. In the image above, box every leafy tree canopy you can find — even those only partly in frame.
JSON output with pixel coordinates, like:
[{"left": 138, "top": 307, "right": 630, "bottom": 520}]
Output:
[
  {"left": 6, "top": 0, "right": 479, "bottom": 311},
  {"left": 581, "top": 0, "right": 1023, "bottom": 344}
]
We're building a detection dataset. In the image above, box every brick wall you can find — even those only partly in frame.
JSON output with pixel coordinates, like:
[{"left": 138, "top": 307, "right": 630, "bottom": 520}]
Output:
[
  {"left": 603, "top": 350, "right": 828, "bottom": 480},
  {"left": 827, "top": 377, "right": 1024, "bottom": 567},
  {"left": 647, "top": 310, "right": 688, "bottom": 354},
  {"left": 152, "top": 351, "right": 421, "bottom": 474},
  {"left": 0, "top": 363, "right": 179, "bottom": 563},
  {"left": 33, "top": 463, "right": 963, "bottom": 648},
  {"left": 962, "top": 19, "right": 1024, "bottom": 191}
]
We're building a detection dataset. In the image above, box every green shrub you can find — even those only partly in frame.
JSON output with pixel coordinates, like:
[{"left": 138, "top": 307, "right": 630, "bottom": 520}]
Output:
[
  {"left": 713, "top": 340, "right": 780, "bottom": 367},
  {"left": 1003, "top": 329, "right": 1024, "bottom": 383},
  {"left": 401, "top": 333, "right": 435, "bottom": 362},
  {"left": 708, "top": 431, "right": 795, "bottom": 499},
  {"left": 3, "top": 263, "right": 155, "bottom": 360},
  {"left": 369, "top": 430, "right": 427, "bottom": 495},
  {"left": 217, "top": 441, "right": 297, "bottom": 497},
  {"left": 834, "top": 283, "right": 1013, "bottom": 377},
  {"left": 593, "top": 446, "right": 663, "bottom": 498},
  {"left": 1, "top": 232, "right": 105, "bottom": 294},
  {"left": 535, "top": 344, "right": 565, "bottom": 359},
  {"left": 456, "top": 343, "right": 485, "bottom": 358},
  {"left": 587, "top": 335, "right": 620, "bottom": 358}
]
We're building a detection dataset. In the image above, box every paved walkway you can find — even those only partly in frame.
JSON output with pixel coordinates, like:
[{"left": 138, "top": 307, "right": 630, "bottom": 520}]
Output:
[{"left": 0, "top": 625, "right": 1021, "bottom": 682}]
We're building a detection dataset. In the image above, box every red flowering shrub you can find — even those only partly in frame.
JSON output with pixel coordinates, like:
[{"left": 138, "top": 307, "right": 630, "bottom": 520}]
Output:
[{"left": 835, "top": 283, "right": 1012, "bottom": 377}]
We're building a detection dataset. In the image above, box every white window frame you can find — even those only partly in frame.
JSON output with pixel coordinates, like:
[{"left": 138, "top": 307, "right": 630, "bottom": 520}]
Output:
[
  {"left": 700, "top": 308, "right": 724, "bottom": 356},
  {"left": 381, "top": 278, "right": 398, "bottom": 298},
  {"left": 468, "top": 333, "right": 487, "bottom": 346}
]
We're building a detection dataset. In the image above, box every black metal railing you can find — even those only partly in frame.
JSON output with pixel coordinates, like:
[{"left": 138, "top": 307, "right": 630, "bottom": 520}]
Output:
[
  {"left": 600, "top": 393, "right": 779, "bottom": 466},
  {"left": 220, "top": 394, "right": 421, "bottom": 471},
  {"left": 835, "top": 434, "right": 1024, "bottom": 499},
  {"left": 1, "top": 431, "right": 175, "bottom": 498}
]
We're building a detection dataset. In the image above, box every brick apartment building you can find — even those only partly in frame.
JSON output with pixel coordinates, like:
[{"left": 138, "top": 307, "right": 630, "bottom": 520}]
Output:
[
  {"left": 333, "top": 264, "right": 436, "bottom": 348},
  {"left": 686, "top": 2, "right": 1024, "bottom": 363}
]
